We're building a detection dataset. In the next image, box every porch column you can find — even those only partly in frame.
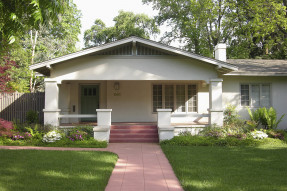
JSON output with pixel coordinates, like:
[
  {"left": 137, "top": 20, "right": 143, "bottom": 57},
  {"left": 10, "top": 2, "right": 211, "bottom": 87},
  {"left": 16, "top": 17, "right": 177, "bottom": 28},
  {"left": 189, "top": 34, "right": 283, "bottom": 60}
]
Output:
[
  {"left": 209, "top": 78, "right": 223, "bottom": 126},
  {"left": 157, "top": 109, "right": 174, "bottom": 141},
  {"left": 59, "top": 83, "right": 71, "bottom": 124},
  {"left": 93, "top": 109, "right": 112, "bottom": 141},
  {"left": 43, "top": 79, "right": 61, "bottom": 126}
]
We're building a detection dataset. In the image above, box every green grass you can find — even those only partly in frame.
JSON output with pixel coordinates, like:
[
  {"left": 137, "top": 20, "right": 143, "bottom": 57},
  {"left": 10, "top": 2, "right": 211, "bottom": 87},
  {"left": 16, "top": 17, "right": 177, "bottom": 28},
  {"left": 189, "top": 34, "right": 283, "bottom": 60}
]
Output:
[
  {"left": 162, "top": 144, "right": 287, "bottom": 191},
  {"left": 0, "top": 150, "right": 118, "bottom": 191}
]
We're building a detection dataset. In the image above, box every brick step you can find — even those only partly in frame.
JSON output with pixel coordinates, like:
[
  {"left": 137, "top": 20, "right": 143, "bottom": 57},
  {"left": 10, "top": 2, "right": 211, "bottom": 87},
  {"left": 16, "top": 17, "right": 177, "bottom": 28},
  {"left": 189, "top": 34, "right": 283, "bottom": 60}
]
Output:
[
  {"left": 110, "top": 129, "right": 158, "bottom": 134},
  {"left": 110, "top": 133, "right": 158, "bottom": 138},
  {"left": 111, "top": 125, "right": 157, "bottom": 130},
  {"left": 109, "top": 138, "right": 159, "bottom": 143}
]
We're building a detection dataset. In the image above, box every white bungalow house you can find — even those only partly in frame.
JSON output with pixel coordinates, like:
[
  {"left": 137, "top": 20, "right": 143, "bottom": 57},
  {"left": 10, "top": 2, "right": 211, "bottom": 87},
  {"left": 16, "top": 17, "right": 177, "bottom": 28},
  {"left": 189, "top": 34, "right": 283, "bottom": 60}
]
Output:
[{"left": 30, "top": 36, "right": 287, "bottom": 142}]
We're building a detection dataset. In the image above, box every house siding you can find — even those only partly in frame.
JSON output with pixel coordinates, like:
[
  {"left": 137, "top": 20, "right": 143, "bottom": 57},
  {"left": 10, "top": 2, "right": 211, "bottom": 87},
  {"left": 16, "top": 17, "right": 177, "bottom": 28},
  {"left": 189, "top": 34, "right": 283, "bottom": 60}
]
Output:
[
  {"left": 222, "top": 76, "right": 287, "bottom": 129},
  {"left": 50, "top": 56, "right": 218, "bottom": 82},
  {"left": 58, "top": 80, "right": 210, "bottom": 123}
]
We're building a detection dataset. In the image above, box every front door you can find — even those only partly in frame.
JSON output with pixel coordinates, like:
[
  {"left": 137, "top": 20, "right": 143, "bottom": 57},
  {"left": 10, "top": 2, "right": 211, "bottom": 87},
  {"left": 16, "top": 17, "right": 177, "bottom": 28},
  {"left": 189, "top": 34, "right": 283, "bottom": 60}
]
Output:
[{"left": 81, "top": 85, "right": 99, "bottom": 122}]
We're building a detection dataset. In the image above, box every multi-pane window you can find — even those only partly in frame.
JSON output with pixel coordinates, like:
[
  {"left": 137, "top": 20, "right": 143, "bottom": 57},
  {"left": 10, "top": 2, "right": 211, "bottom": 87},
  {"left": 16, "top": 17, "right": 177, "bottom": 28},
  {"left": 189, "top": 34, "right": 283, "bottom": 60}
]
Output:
[
  {"left": 188, "top": 85, "right": 197, "bottom": 112},
  {"left": 153, "top": 85, "right": 162, "bottom": 112},
  {"left": 83, "top": 87, "right": 97, "bottom": 96},
  {"left": 176, "top": 85, "right": 185, "bottom": 112},
  {"left": 240, "top": 84, "right": 271, "bottom": 107},
  {"left": 153, "top": 84, "right": 197, "bottom": 113},
  {"left": 165, "top": 85, "right": 174, "bottom": 111},
  {"left": 241, "top": 84, "right": 249, "bottom": 106}
]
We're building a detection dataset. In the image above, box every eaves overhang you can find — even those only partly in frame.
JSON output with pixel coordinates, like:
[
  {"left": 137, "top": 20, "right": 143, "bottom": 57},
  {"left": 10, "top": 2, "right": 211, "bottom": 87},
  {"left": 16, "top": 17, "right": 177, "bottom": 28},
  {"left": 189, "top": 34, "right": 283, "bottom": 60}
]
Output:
[{"left": 29, "top": 36, "right": 238, "bottom": 76}]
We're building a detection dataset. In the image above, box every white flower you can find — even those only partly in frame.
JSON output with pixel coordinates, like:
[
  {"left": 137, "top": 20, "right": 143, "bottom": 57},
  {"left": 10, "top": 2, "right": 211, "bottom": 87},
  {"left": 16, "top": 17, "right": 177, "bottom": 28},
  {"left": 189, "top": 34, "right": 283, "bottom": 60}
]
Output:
[
  {"left": 251, "top": 131, "right": 268, "bottom": 139},
  {"left": 43, "top": 130, "right": 62, "bottom": 142}
]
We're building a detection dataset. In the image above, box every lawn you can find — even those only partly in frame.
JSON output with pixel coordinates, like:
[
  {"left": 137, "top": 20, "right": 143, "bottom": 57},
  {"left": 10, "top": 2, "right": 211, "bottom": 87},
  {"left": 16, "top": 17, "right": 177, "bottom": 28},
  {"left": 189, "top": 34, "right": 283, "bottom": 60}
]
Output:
[
  {"left": 0, "top": 150, "right": 118, "bottom": 191},
  {"left": 162, "top": 144, "right": 287, "bottom": 191}
]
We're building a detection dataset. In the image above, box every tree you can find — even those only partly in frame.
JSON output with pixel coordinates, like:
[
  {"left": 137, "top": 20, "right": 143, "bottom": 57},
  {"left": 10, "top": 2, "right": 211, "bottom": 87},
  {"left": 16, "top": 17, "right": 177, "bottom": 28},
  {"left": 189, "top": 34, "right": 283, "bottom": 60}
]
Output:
[
  {"left": 0, "top": 0, "right": 67, "bottom": 51},
  {"left": 9, "top": 1, "right": 81, "bottom": 92},
  {"left": 0, "top": 57, "right": 16, "bottom": 92},
  {"left": 227, "top": 0, "right": 287, "bottom": 59},
  {"left": 84, "top": 11, "right": 160, "bottom": 48},
  {"left": 0, "top": 0, "right": 70, "bottom": 92},
  {"left": 143, "top": 0, "right": 233, "bottom": 57},
  {"left": 143, "top": 0, "right": 287, "bottom": 59}
]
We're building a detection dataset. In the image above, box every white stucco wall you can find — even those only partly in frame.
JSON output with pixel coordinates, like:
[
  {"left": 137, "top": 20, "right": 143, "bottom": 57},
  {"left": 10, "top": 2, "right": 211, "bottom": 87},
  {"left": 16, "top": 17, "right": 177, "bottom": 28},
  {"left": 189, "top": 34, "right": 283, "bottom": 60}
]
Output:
[
  {"left": 222, "top": 76, "right": 287, "bottom": 129},
  {"left": 59, "top": 80, "right": 107, "bottom": 123},
  {"left": 52, "top": 55, "right": 216, "bottom": 123},
  {"left": 58, "top": 80, "right": 210, "bottom": 123},
  {"left": 50, "top": 56, "right": 218, "bottom": 82},
  {"left": 107, "top": 81, "right": 155, "bottom": 122}
]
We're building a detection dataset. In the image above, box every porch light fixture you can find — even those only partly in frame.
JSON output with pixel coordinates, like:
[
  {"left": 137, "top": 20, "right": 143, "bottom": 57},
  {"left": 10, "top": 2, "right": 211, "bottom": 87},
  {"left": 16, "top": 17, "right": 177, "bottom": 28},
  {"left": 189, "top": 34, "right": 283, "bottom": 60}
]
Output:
[{"left": 114, "top": 82, "right": 120, "bottom": 90}]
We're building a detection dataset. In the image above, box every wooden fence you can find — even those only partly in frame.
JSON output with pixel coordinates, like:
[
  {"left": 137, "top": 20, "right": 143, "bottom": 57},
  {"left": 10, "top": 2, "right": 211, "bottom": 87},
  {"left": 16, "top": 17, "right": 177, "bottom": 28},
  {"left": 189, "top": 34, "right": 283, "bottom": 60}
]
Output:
[{"left": 0, "top": 92, "right": 45, "bottom": 123}]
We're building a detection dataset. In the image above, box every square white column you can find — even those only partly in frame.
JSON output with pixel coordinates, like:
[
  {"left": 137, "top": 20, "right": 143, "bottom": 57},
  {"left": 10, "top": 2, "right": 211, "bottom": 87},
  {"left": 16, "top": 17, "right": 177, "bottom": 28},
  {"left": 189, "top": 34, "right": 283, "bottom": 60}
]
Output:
[
  {"left": 157, "top": 109, "right": 174, "bottom": 141},
  {"left": 43, "top": 79, "right": 61, "bottom": 126},
  {"left": 209, "top": 79, "right": 223, "bottom": 126},
  {"left": 94, "top": 109, "right": 112, "bottom": 142}
]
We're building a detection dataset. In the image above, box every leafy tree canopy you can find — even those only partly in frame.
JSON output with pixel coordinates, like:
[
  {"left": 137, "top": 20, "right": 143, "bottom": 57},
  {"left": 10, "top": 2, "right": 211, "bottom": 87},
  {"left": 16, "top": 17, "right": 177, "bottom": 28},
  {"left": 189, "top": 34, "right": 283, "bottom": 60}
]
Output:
[
  {"left": 84, "top": 10, "right": 160, "bottom": 48},
  {"left": 0, "top": 0, "right": 67, "bottom": 50},
  {"left": 143, "top": 0, "right": 287, "bottom": 59},
  {"left": 0, "top": 0, "right": 81, "bottom": 92}
]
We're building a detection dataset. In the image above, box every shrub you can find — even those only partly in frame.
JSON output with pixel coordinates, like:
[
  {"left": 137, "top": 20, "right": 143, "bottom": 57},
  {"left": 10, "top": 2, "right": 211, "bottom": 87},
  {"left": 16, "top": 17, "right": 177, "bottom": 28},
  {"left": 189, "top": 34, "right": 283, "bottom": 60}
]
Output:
[
  {"left": 247, "top": 107, "right": 285, "bottom": 129},
  {"left": 224, "top": 104, "right": 239, "bottom": 125},
  {"left": 12, "top": 132, "right": 32, "bottom": 140},
  {"left": 161, "top": 135, "right": 286, "bottom": 147},
  {"left": 68, "top": 130, "right": 88, "bottom": 141},
  {"left": 25, "top": 124, "right": 44, "bottom": 140},
  {"left": 250, "top": 130, "right": 268, "bottom": 139},
  {"left": 26, "top": 110, "right": 39, "bottom": 124},
  {"left": 74, "top": 126, "right": 94, "bottom": 138},
  {"left": 0, "top": 118, "right": 14, "bottom": 138},
  {"left": 199, "top": 125, "right": 226, "bottom": 138},
  {"left": 265, "top": 129, "right": 285, "bottom": 140},
  {"left": 43, "top": 130, "right": 62, "bottom": 143},
  {"left": 200, "top": 124, "right": 247, "bottom": 139}
]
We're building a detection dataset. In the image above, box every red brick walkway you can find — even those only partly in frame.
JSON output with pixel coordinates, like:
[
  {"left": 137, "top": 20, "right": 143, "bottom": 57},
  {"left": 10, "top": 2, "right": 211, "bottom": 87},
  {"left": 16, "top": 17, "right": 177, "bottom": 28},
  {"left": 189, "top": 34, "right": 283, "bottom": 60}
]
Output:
[{"left": 0, "top": 143, "right": 183, "bottom": 191}]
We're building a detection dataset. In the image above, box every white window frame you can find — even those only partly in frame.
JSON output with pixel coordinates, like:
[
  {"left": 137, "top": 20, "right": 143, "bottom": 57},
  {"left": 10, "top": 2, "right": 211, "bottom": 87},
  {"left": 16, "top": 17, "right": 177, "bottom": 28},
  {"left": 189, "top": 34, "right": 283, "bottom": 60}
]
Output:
[
  {"left": 240, "top": 83, "right": 271, "bottom": 108},
  {"left": 152, "top": 83, "right": 198, "bottom": 113}
]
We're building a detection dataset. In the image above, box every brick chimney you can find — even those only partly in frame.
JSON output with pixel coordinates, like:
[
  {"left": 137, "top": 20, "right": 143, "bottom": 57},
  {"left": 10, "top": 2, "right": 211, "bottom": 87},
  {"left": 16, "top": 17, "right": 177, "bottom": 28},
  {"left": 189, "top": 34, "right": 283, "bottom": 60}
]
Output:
[{"left": 215, "top": 44, "right": 226, "bottom": 62}]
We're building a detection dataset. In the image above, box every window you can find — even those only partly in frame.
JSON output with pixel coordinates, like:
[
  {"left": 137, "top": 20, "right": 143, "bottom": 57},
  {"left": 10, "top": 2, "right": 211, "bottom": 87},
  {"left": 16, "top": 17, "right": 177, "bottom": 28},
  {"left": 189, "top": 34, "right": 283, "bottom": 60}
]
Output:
[
  {"left": 176, "top": 85, "right": 185, "bottom": 112},
  {"left": 152, "top": 84, "right": 197, "bottom": 113},
  {"left": 153, "top": 85, "right": 162, "bottom": 112},
  {"left": 164, "top": 85, "right": 174, "bottom": 111},
  {"left": 240, "top": 84, "right": 271, "bottom": 107},
  {"left": 188, "top": 85, "right": 197, "bottom": 112}
]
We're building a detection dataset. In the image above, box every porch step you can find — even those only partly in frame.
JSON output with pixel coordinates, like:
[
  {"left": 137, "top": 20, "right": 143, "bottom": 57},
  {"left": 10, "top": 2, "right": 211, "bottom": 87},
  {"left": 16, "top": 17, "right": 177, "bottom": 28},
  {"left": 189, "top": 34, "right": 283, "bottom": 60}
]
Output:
[
  {"left": 109, "top": 125, "right": 159, "bottom": 143},
  {"left": 109, "top": 138, "right": 159, "bottom": 143},
  {"left": 110, "top": 133, "right": 158, "bottom": 139},
  {"left": 111, "top": 125, "right": 157, "bottom": 130}
]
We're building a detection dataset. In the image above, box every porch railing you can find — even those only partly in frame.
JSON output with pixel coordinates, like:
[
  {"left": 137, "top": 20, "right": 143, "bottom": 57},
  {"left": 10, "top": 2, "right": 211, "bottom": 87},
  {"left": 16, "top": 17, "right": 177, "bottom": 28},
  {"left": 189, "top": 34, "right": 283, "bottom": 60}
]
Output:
[{"left": 58, "top": 109, "right": 112, "bottom": 142}]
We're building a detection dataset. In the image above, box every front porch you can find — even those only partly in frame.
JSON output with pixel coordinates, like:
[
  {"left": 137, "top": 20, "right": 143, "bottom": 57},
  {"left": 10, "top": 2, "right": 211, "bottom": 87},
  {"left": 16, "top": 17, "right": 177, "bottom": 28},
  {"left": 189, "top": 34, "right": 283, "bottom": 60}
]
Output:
[
  {"left": 44, "top": 79, "right": 223, "bottom": 142},
  {"left": 59, "top": 122, "right": 208, "bottom": 128}
]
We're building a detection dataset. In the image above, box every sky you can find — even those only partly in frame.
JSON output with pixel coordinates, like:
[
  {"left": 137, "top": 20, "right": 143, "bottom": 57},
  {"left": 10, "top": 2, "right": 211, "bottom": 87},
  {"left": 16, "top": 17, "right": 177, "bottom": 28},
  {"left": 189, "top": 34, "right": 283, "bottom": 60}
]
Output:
[{"left": 73, "top": 0, "right": 161, "bottom": 48}]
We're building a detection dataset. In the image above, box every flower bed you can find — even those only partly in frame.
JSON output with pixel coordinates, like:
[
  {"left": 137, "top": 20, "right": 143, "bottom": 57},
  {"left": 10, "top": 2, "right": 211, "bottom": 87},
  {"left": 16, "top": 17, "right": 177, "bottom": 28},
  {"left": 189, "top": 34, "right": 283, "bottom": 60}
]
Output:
[{"left": 0, "top": 119, "right": 107, "bottom": 148}]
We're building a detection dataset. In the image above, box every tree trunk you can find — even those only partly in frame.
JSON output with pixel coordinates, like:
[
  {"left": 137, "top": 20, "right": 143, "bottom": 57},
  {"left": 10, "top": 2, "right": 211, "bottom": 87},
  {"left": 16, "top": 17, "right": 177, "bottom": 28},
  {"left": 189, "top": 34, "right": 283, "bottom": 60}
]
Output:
[{"left": 30, "top": 30, "right": 38, "bottom": 93}]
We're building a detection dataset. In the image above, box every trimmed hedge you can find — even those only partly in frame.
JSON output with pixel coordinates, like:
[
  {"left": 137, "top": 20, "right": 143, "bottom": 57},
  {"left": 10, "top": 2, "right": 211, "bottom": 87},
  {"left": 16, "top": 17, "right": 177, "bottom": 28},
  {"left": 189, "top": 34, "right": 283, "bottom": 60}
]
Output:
[{"left": 160, "top": 135, "right": 286, "bottom": 147}]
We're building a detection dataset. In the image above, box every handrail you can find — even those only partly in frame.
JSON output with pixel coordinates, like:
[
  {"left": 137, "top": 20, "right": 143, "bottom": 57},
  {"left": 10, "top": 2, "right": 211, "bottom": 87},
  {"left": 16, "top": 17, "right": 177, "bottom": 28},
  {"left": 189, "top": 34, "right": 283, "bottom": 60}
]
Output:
[{"left": 58, "top": 114, "right": 97, "bottom": 119}]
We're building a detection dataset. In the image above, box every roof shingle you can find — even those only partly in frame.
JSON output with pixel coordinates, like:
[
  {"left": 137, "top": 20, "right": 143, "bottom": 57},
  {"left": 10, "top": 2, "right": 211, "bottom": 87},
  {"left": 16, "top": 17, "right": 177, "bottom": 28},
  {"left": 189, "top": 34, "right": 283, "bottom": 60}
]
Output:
[{"left": 226, "top": 59, "right": 287, "bottom": 76}]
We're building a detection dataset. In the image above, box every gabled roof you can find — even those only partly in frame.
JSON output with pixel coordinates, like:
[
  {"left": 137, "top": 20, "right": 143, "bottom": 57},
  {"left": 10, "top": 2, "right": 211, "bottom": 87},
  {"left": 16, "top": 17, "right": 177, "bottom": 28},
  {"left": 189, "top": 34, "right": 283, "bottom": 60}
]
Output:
[
  {"left": 226, "top": 59, "right": 287, "bottom": 76},
  {"left": 30, "top": 36, "right": 238, "bottom": 76}
]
